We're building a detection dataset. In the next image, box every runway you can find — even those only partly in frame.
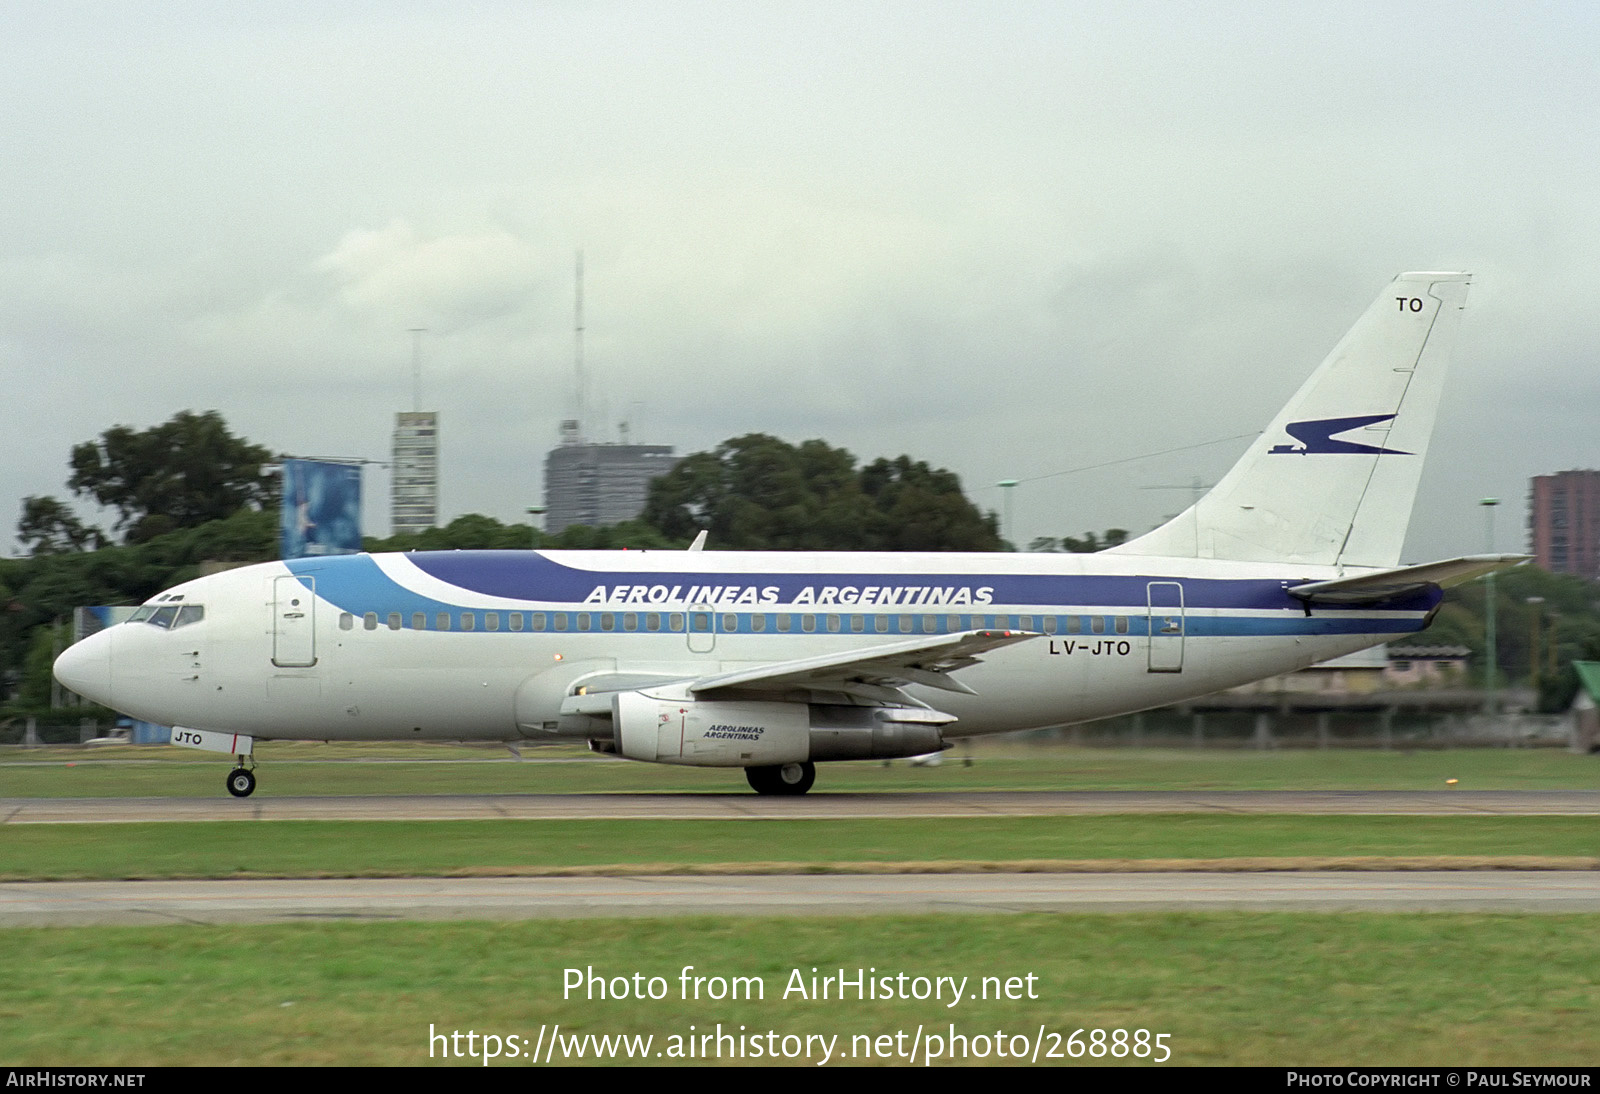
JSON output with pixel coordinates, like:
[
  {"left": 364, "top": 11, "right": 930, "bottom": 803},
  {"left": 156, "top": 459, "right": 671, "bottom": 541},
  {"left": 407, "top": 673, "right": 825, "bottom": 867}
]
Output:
[
  {"left": 6, "top": 788, "right": 1599, "bottom": 823},
  {"left": 8, "top": 790, "right": 1596, "bottom": 924},
  {"left": 4, "top": 871, "right": 1596, "bottom": 925}
]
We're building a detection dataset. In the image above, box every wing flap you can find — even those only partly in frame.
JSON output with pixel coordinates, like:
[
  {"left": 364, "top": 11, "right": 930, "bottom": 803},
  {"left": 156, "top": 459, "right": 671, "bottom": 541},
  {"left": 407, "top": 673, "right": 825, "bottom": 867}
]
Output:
[{"left": 688, "top": 629, "right": 1038, "bottom": 697}]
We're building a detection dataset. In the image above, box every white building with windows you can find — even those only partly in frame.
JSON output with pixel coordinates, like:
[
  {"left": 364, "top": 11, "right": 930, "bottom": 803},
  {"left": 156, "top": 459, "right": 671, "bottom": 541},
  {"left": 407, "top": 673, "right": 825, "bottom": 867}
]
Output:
[
  {"left": 543, "top": 420, "right": 677, "bottom": 534},
  {"left": 391, "top": 411, "right": 438, "bottom": 535}
]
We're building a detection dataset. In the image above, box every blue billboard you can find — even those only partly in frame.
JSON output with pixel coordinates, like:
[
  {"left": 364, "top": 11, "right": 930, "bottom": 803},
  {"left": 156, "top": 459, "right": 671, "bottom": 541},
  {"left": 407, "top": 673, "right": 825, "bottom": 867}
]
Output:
[{"left": 280, "top": 459, "right": 363, "bottom": 559}]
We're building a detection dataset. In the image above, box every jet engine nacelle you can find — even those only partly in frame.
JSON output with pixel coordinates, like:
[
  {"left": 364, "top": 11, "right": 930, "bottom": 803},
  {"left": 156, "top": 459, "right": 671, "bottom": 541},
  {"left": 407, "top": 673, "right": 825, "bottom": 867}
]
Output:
[
  {"left": 611, "top": 690, "right": 950, "bottom": 766},
  {"left": 613, "top": 690, "right": 811, "bottom": 767}
]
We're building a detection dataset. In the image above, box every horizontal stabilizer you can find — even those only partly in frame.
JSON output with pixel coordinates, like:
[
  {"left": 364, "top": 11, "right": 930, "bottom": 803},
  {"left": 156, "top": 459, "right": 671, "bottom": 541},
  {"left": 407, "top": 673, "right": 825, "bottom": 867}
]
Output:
[
  {"left": 689, "top": 629, "right": 1038, "bottom": 697},
  {"left": 1287, "top": 554, "right": 1528, "bottom": 606}
]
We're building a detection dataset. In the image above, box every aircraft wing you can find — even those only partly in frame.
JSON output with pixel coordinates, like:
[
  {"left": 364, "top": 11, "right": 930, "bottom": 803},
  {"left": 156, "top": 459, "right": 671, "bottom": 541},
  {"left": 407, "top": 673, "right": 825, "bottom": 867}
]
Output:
[
  {"left": 687, "top": 629, "right": 1039, "bottom": 698},
  {"left": 1287, "top": 554, "right": 1528, "bottom": 606}
]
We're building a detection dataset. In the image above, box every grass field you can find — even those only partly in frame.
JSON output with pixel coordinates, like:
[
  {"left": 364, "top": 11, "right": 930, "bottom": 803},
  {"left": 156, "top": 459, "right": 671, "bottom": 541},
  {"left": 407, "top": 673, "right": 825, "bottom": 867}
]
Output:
[
  {"left": 5, "top": 743, "right": 1596, "bottom": 1067},
  {"left": 5, "top": 740, "right": 1599, "bottom": 796},
  {"left": 3, "top": 815, "right": 1598, "bottom": 881},
  {"left": 4, "top": 913, "right": 1598, "bottom": 1066}
]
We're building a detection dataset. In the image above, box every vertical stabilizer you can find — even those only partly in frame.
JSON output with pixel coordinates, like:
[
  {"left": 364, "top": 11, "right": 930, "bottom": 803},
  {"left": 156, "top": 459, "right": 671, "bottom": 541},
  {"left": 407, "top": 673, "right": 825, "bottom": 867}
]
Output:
[{"left": 1110, "top": 271, "right": 1470, "bottom": 568}]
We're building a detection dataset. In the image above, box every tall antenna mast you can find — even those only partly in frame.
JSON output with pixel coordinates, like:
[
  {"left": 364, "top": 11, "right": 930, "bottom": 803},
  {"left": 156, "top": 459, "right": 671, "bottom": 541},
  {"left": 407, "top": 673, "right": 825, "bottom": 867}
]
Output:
[
  {"left": 407, "top": 327, "right": 427, "bottom": 412},
  {"left": 574, "top": 250, "right": 586, "bottom": 442}
]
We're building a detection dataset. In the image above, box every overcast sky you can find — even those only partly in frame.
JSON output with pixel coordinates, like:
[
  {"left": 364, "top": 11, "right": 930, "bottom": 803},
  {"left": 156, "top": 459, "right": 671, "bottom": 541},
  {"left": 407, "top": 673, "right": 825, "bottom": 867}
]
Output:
[{"left": 4, "top": 1, "right": 1596, "bottom": 561}]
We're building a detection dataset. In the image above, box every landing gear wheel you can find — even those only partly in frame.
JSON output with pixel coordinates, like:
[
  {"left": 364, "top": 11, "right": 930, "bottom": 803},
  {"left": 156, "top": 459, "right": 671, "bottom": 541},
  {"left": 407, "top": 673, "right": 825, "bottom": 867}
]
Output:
[
  {"left": 226, "top": 768, "right": 256, "bottom": 798},
  {"left": 745, "top": 761, "right": 815, "bottom": 796}
]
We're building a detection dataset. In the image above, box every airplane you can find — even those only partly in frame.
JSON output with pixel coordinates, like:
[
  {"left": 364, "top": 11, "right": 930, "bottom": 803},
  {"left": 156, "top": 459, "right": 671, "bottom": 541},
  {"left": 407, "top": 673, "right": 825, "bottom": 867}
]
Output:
[{"left": 54, "top": 271, "right": 1523, "bottom": 797}]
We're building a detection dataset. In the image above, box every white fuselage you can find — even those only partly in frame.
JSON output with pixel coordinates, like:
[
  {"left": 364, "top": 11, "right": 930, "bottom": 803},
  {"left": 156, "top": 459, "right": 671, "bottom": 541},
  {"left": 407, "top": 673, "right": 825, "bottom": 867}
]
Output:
[{"left": 57, "top": 548, "right": 1438, "bottom": 747}]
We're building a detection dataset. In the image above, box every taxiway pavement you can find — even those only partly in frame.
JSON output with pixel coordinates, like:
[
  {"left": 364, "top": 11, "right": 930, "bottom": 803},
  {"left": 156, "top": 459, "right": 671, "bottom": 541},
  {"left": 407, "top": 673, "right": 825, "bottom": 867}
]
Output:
[{"left": 4, "top": 870, "right": 1597, "bottom": 925}]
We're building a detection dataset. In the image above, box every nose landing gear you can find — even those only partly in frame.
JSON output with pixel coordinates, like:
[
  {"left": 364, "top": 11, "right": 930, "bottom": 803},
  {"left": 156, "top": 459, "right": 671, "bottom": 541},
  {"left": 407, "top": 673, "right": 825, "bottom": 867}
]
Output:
[{"left": 226, "top": 758, "right": 257, "bottom": 798}]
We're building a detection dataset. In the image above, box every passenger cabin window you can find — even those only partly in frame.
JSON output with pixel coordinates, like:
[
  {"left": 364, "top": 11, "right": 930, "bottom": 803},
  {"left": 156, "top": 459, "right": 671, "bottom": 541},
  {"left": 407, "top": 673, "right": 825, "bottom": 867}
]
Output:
[
  {"left": 340, "top": 613, "right": 354, "bottom": 631},
  {"left": 436, "top": 612, "right": 451, "bottom": 631},
  {"left": 461, "top": 613, "right": 476, "bottom": 631},
  {"left": 510, "top": 613, "right": 524, "bottom": 632},
  {"left": 387, "top": 612, "right": 401, "bottom": 631},
  {"left": 1115, "top": 616, "right": 1129, "bottom": 634},
  {"left": 1090, "top": 616, "right": 1105, "bottom": 634},
  {"left": 486, "top": 613, "right": 500, "bottom": 631},
  {"left": 412, "top": 612, "right": 425, "bottom": 630}
]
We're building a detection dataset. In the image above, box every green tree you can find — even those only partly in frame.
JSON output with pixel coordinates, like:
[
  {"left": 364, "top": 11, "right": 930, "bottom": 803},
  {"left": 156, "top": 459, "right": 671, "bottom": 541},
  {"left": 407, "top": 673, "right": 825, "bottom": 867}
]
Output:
[
  {"left": 1411, "top": 563, "right": 1600, "bottom": 711},
  {"left": 858, "top": 456, "right": 1004, "bottom": 551},
  {"left": 17, "top": 622, "right": 69, "bottom": 708},
  {"left": 363, "top": 514, "right": 681, "bottom": 554},
  {"left": 642, "top": 434, "right": 1000, "bottom": 551},
  {"left": 16, "top": 496, "right": 105, "bottom": 555},
  {"left": 67, "top": 411, "right": 277, "bottom": 543}
]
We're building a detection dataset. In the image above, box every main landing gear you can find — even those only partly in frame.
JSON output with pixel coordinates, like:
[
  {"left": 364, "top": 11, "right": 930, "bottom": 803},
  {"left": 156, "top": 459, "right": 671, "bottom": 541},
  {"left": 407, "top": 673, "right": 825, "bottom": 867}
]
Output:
[
  {"left": 745, "top": 761, "right": 816, "bottom": 796},
  {"left": 226, "top": 756, "right": 257, "bottom": 798}
]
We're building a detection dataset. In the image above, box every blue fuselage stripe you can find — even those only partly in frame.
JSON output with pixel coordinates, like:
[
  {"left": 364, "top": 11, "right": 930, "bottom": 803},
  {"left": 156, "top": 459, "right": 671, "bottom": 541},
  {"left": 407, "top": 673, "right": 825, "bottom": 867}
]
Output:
[{"left": 285, "top": 553, "right": 1437, "bottom": 640}]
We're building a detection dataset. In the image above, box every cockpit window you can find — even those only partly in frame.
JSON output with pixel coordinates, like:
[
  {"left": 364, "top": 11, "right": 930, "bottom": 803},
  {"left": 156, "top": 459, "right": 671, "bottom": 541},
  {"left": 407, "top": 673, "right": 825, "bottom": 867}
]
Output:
[{"left": 129, "top": 604, "right": 204, "bottom": 629}]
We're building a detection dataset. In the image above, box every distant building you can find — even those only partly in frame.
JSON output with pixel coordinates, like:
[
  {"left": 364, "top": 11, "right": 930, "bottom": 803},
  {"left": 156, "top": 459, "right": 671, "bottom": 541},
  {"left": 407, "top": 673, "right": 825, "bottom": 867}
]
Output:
[
  {"left": 392, "top": 411, "right": 439, "bottom": 535},
  {"left": 1383, "top": 646, "right": 1471, "bottom": 688},
  {"left": 1225, "top": 644, "right": 1470, "bottom": 696},
  {"left": 544, "top": 420, "right": 678, "bottom": 534},
  {"left": 1528, "top": 469, "right": 1600, "bottom": 580}
]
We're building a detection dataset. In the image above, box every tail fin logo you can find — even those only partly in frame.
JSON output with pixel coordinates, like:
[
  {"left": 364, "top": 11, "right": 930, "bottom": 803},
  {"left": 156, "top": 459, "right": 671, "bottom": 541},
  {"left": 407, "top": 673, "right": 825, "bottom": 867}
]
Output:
[{"left": 1268, "top": 414, "right": 1412, "bottom": 456}]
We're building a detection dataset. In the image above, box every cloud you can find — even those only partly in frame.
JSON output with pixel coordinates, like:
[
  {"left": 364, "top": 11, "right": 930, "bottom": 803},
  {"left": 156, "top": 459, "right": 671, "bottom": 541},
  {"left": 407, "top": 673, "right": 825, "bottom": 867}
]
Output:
[{"left": 312, "top": 219, "right": 541, "bottom": 333}]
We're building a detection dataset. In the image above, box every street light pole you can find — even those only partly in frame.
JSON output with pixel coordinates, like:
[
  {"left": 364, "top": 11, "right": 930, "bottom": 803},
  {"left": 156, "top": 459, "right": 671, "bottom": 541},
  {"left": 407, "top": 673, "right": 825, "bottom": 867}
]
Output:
[{"left": 997, "top": 480, "right": 1019, "bottom": 549}]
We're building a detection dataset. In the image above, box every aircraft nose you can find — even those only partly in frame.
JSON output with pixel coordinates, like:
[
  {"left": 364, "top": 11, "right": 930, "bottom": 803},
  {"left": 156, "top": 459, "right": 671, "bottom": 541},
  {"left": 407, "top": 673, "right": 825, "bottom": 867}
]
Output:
[{"left": 54, "top": 630, "right": 113, "bottom": 706}]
